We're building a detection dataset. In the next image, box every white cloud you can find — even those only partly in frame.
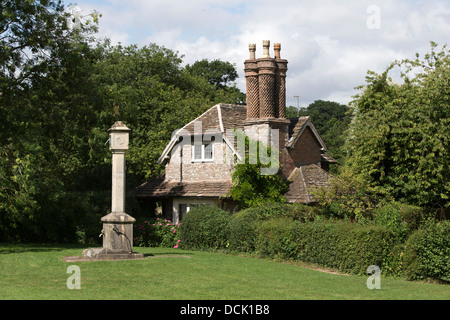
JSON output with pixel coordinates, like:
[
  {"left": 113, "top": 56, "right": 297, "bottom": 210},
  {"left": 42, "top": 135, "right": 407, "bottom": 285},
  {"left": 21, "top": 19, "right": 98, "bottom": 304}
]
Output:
[{"left": 72, "top": 0, "right": 450, "bottom": 107}]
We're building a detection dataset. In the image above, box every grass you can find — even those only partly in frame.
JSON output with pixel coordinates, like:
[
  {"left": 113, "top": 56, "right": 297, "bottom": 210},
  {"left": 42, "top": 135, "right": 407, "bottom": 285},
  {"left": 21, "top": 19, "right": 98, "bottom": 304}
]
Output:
[{"left": 0, "top": 243, "right": 448, "bottom": 300}]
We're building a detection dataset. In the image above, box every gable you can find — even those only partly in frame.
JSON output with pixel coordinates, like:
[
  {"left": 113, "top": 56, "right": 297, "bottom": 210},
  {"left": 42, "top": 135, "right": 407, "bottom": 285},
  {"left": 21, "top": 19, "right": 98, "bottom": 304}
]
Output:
[
  {"left": 157, "top": 104, "right": 246, "bottom": 165},
  {"left": 287, "top": 116, "right": 327, "bottom": 150}
]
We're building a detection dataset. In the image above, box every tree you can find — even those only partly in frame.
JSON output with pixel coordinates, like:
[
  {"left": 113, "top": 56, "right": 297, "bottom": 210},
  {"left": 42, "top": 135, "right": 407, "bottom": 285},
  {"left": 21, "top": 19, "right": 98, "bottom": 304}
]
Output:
[
  {"left": 185, "top": 58, "right": 245, "bottom": 105},
  {"left": 285, "top": 105, "right": 299, "bottom": 118},
  {"left": 186, "top": 59, "right": 238, "bottom": 89},
  {"left": 345, "top": 42, "right": 450, "bottom": 207},
  {"left": 0, "top": 0, "right": 105, "bottom": 242}
]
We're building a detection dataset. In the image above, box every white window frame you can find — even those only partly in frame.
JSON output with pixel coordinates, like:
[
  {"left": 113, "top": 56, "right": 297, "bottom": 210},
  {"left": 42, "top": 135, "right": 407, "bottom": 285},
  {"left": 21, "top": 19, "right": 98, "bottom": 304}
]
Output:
[
  {"left": 191, "top": 142, "right": 214, "bottom": 162},
  {"left": 172, "top": 198, "right": 215, "bottom": 224}
]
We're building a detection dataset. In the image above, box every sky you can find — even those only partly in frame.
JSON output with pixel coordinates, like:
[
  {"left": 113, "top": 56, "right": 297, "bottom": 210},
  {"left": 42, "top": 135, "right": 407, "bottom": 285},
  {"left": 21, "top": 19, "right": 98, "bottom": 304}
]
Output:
[{"left": 66, "top": 0, "right": 450, "bottom": 109}]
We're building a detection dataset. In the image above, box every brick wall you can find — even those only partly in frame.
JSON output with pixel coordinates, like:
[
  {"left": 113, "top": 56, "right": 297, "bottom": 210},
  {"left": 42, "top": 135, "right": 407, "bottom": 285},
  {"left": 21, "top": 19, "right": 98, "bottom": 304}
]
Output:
[{"left": 287, "top": 126, "right": 322, "bottom": 167}]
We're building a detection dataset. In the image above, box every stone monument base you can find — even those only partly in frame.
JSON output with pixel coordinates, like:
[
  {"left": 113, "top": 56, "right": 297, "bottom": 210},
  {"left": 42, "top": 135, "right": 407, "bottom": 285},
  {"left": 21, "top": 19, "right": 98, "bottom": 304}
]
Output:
[{"left": 63, "top": 247, "right": 144, "bottom": 262}]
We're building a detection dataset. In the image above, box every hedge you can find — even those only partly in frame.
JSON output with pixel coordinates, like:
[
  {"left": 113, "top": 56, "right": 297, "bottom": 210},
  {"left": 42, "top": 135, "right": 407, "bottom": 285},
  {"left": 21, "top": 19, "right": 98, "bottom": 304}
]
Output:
[
  {"left": 404, "top": 220, "right": 450, "bottom": 282},
  {"left": 290, "top": 220, "right": 399, "bottom": 275},
  {"left": 177, "top": 203, "right": 449, "bottom": 281},
  {"left": 179, "top": 205, "right": 230, "bottom": 250}
]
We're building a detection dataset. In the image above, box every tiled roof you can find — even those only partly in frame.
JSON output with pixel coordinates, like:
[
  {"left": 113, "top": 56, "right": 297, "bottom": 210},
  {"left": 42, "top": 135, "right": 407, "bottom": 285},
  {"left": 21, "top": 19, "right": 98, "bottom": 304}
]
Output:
[
  {"left": 321, "top": 153, "right": 338, "bottom": 163},
  {"left": 135, "top": 175, "right": 232, "bottom": 198},
  {"left": 284, "top": 164, "right": 331, "bottom": 203},
  {"left": 182, "top": 104, "right": 247, "bottom": 134}
]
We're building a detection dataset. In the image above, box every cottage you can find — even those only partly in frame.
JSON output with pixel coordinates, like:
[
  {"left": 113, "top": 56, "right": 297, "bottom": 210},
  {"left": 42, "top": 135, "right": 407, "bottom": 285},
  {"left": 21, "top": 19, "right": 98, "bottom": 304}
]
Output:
[{"left": 135, "top": 41, "right": 336, "bottom": 223}]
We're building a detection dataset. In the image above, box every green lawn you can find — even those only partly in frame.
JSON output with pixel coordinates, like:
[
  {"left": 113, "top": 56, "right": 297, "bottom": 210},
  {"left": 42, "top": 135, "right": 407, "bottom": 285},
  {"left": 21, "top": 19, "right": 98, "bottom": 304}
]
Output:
[{"left": 0, "top": 243, "right": 448, "bottom": 300}]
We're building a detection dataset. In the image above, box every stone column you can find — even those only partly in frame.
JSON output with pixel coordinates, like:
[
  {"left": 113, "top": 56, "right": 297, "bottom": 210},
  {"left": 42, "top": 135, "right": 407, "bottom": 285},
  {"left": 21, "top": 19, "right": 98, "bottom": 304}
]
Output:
[
  {"left": 99, "top": 121, "right": 141, "bottom": 258},
  {"left": 79, "top": 121, "right": 143, "bottom": 261}
]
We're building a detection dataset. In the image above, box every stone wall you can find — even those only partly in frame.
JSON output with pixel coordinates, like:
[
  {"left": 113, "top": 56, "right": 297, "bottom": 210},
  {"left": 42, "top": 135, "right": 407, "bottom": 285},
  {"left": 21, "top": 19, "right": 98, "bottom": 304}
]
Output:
[{"left": 165, "top": 142, "right": 233, "bottom": 181}]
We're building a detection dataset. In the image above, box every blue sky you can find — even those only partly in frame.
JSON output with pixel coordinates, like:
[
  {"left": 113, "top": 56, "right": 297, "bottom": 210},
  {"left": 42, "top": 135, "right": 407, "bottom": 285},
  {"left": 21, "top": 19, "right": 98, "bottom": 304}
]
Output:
[{"left": 65, "top": 0, "right": 450, "bottom": 108}]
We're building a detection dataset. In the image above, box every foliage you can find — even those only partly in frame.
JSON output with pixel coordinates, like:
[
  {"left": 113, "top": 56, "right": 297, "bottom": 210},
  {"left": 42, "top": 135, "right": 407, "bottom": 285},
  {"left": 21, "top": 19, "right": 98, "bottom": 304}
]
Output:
[
  {"left": 179, "top": 205, "right": 230, "bottom": 250},
  {"left": 403, "top": 220, "right": 450, "bottom": 282},
  {"left": 288, "top": 220, "right": 399, "bottom": 275},
  {"left": 227, "top": 134, "right": 289, "bottom": 208},
  {"left": 0, "top": 1, "right": 246, "bottom": 242},
  {"left": 133, "top": 218, "right": 181, "bottom": 248},
  {"left": 255, "top": 217, "right": 296, "bottom": 260},
  {"left": 185, "top": 59, "right": 238, "bottom": 89},
  {"left": 0, "top": 0, "right": 107, "bottom": 242},
  {"left": 373, "top": 202, "right": 412, "bottom": 242},
  {"left": 346, "top": 42, "right": 450, "bottom": 207},
  {"left": 159, "top": 200, "right": 446, "bottom": 281},
  {"left": 312, "top": 166, "right": 381, "bottom": 221},
  {"left": 227, "top": 209, "right": 259, "bottom": 253}
]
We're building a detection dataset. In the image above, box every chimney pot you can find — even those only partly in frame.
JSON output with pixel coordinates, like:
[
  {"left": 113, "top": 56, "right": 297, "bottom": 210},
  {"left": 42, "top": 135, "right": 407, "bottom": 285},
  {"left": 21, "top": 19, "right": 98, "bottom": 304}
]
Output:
[
  {"left": 262, "top": 40, "right": 271, "bottom": 58},
  {"left": 248, "top": 43, "right": 256, "bottom": 60},
  {"left": 274, "top": 43, "right": 281, "bottom": 59}
]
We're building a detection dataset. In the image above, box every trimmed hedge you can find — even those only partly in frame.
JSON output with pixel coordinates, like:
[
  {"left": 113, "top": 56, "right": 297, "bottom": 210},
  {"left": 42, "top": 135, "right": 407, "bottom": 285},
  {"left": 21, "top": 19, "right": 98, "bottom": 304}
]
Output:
[
  {"left": 404, "top": 220, "right": 450, "bottom": 282},
  {"left": 290, "top": 220, "right": 398, "bottom": 275},
  {"left": 179, "top": 205, "right": 230, "bottom": 250},
  {"left": 178, "top": 203, "right": 449, "bottom": 281}
]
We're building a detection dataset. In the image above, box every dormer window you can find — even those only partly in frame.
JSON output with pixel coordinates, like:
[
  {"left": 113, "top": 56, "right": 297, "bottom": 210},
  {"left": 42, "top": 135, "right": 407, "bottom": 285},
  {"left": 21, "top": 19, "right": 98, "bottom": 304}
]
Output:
[{"left": 192, "top": 142, "right": 214, "bottom": 162}]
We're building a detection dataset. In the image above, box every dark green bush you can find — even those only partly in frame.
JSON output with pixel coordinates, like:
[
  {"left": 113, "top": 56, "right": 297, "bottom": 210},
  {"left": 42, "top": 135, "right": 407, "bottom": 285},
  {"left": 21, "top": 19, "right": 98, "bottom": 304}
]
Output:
[
  {"left": 404, "top": 220, "right": 450, "bottom": 282},
  {"left": 177, "top": 201, "right": 447, "bottom": 281},
  {"left": 237, "top": 201, "right": 319, "bottom": 221},
  {"left": 255, "top": 217, "right": 296, "bottom": 259},
  {"left": 179, "top": 205, "right": 230, "bottom": 250},
  {"left": 227, "top": 209, "right": 259, "bottom": 252},
  {"left": 289, "top": 220, "right": 398, "bottom": 275}
]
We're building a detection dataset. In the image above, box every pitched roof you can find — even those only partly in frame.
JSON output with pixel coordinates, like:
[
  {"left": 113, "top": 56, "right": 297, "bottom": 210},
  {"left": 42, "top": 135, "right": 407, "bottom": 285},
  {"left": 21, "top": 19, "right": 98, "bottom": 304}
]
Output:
[
  {"left": 135, "top": 175, "right": 232, "bottom": 198},
  {"left": 284, "top": 164, "right": 331, "bottom": 203},
  {"left": 157, "top": 104, "right": 246, "bottom": 164}
]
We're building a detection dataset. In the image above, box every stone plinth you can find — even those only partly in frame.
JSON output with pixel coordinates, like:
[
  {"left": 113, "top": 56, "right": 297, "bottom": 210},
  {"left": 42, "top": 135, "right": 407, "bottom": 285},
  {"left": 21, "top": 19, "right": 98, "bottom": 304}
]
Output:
[{"left": 101, "top": 213, "right": 135, "bottom": 254}]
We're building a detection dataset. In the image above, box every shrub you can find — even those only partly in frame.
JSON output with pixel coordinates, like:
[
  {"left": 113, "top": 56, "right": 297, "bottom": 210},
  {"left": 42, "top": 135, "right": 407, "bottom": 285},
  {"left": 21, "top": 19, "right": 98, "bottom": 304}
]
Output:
[
  {"left": 237, "top": 201, "right": 320, "bottom": 221},
  {"left": 289, "top": 220, "right": 398, "bottom": 275},
  {"left": 374, "top": 202, "right": 409, "bottom": 242},
  {"left": 227, "top": 209, "right": 259, "bottom": 253},
  {"left": 404, "top": 220, "right": 450, "bottom": 282},
  {"left": 179, "top": 205, "right": 230, "bottom": 250},
  {"left": 134, "top": 218, "right": 180, "bottom": 248},
  {"left": 227, "top": 203, "right": 318, "bottom": 253},
  {"left": 255, "top": 217, "right": 296, "bottom": 260}
]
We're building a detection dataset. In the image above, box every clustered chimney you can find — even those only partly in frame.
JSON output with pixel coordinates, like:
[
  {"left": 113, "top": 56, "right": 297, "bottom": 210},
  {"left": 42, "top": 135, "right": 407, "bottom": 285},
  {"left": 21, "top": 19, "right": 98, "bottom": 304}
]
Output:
[{"left": 244, "top": 40, "right": 288, "bottom": 119}]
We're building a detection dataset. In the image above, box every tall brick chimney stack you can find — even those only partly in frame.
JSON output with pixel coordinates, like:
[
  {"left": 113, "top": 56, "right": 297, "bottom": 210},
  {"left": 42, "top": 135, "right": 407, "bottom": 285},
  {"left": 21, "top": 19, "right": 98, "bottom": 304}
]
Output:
[
  {"left": 274, "top": 43, "right": 288, "bottom": 119},
  {"left": 244, "top": 44, "right": 259, "bottom": 119},
  {"left": 243, "top": 40, "right": 291, "bottom": 178},
  {"left": 244, "top": 40, "right": 288, "bottom": 119}
]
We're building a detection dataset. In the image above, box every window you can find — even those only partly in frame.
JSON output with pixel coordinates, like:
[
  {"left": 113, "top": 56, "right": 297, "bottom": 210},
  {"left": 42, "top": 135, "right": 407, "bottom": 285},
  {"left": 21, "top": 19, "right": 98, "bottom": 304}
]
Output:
[
  {"left": 192, "top": 142, "right": 213, "bottom": 162},
  {"left": 178, "top": 203, "right": 200, "bottom": 221}
]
